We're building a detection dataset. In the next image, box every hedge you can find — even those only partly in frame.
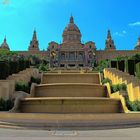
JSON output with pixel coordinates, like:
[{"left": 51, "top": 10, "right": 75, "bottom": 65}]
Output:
[
  {"left": 0, "top": 59, "right": 31, "bottom": 80},
  {"left": 15, "top": 81, "right": 30, "bottom": 93},
  {"left": 0, "top": 61, "right": 9, "bottom": 79},
  {"left": 136, "top": 62, "right": 140, "bottom": 78},
  {"left": 0, "top": 98, "right": 14, "bottom": 111}
]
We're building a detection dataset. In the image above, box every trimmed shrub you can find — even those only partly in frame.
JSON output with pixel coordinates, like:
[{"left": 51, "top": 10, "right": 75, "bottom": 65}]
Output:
[
  {"left": 38, "top": 63, "right": 49, "bottom": 72},
  {"left": 0, "top": 98, "right": 14, "bottom": 111},
  {"left": 28, "top": 76, "right": 41, "bottom": 88},
  {"left": 126, "top": 99, "right": 140, "bottom": 111},
  {"left": 111, "top": 84, "right": 120, "bottom": 93},
  {"left": 102, "top": 78, "right": 112, "bottom": 85},
  {"left": 30, "top": 55, "right": 41, "bottom": 66},
  {"left": 30, "top": 76, "right": 41, "bottom": 84},
  {"left": 15, "top": 81, "right": 30, "bottom": 93},
  {"left": 19, "top": 59, "right": 25, "bottom": 71},
  {"left": 0, "top": 61, "right": 9, "bottom": 79},
  {"left": 136, "top": 62, "right": 140, "bottom": 78},
  {"left": 111, "top": 83, "right": 127, "bottom": 93},
  {"left": 16, "top": 77, "right": 41, "bottom": 94},
  {"left": 0, "top": 98, "right": 5, "bottom": 111},
  {"left": 5, "top": 99, "right": 14, "bottom": 111},
  {"left": 94, "top": 60, "right": 109, "bottom": 73},
  {"left": 119, "top": 83, "right": 127, "bottom": 91},
  {"left": 25, "top": 60, "right": 30, "bottom": 68},
  {"left": 9, "top": 60, "right": 19, "bottom": 74}
]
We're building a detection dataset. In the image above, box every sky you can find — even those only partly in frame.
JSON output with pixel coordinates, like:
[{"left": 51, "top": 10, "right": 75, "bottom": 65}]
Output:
[{"left": 0, "top": 0, "right": 140, "bottom": 51}]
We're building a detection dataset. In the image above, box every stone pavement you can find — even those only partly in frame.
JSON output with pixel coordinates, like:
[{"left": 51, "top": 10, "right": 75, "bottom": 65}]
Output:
[{"left": 1, "top": 128, "right": 140, "bottom": 140}]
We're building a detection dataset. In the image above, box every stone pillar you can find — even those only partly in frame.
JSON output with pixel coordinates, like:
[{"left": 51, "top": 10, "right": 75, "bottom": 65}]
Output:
[{"left": 75, "top": 51, "right": 76, "bottom": 61}]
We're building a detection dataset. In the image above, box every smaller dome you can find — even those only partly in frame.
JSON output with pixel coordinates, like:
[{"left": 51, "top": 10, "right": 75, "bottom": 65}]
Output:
[
  {"left": 63, "top": 16, "right": 81, "bottom": 33},
  {"left": 1, "top": 37, "right": 10, "bottom": 50},
  {"left": 62, "top": 16, "right": 82, "bottom": 43},
  {"left": 64, "top": 17, "right": 80, "bottom": 33}
]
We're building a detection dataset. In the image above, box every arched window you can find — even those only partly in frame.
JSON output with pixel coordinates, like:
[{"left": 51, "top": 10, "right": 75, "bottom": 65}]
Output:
[
  {"left": 79, "top": 53, "right": 83, "bottom": 60},
  {"left": 69, "top": 52, "right": 75, "bottom": 60},
  {"left": 61, "top": 53, "right": 65, "bottom": 60},
  {"left": 89, "top": 45, "right": 92, "bottom": 49}
]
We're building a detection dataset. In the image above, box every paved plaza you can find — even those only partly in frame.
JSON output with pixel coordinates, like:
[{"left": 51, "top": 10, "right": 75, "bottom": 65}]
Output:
[{"left": 1, "top": 127, "right": 140, "bottom": 140}]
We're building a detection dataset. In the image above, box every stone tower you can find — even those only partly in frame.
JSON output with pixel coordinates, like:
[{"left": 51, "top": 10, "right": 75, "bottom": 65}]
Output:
[
  {"left": 0, "top": 37, "right": 10, "bottom": 51},
  {"left": 105, "top": 30, "right": 116, "bottom": 50},
  {"left": 135, "top": 37, "right": 140, "bottom": 50},
  {"left": 28, "top": 30, "right": 39, "bottom": 51}
]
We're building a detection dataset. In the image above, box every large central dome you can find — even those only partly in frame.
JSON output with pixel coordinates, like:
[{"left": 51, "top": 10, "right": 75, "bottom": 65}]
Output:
[{"left": 62, "top": 16, "right": 82, "bottom": 43}]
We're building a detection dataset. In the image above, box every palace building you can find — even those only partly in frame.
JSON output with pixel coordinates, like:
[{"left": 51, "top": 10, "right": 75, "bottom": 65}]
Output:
[
  {"left": 1, "top": 16, "right": 140, "bottom": 69},
  {"left": 48, "top": 16, "right": 96, "bottom": 68}
]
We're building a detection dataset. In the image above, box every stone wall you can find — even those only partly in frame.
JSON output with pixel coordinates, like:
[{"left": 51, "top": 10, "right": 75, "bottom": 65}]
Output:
[
  {"left": 96, "top": 50, "right": 140, "bottom": 62},
  {"left": 104, "top": 68, "right": 140, "bottom": 101},
  {"left": 0, "top": 68, "right": 39, "bottom": 100},
  {"left": 16, "top": 51, "right": 48, "bottom": 57}
]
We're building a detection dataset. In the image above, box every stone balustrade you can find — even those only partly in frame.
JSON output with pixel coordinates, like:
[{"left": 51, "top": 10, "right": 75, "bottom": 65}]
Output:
[
  {"left": 0, "top": 68, "right": 39, "bottom": 100},
  {"left": 104, "top": 68, "right": 140, "bottom": 101}
]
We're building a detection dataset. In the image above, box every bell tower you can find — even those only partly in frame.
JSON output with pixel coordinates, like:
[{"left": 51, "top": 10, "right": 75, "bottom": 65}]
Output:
[
  {"left": 105, "top": 30, "right": 116, "bottom": 50},
  {"left": 0, "top": 37, "right": 10, "bottom": 51},
  {"left": 28, "top": 30, "right": 39, "bottom": 51}
]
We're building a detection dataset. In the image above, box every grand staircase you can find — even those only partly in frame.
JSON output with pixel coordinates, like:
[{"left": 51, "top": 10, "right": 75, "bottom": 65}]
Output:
[
  {"left": 2, "top": 71, "right": 140, "bottom": 130},
  {"left": 19, "top": 72, "right": 122, "bottom": 113}
]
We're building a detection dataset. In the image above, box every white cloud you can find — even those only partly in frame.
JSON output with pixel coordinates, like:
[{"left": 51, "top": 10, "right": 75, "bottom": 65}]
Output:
[
  {"left": 0, "top": 0, "right": 43, "bottom": 16},
  {"left": 0, "top": 0, "right": 61, "bottom": 12},
  {"left": 0, "top": 0, "right": 71, "bottom": 16},
  {"left": 114, "top": 30, "right": 127, "bottom": 37},
  {"left": 129, "top": 22, "right": 140, "bottom": 27},
  {"left": 122, "top": 30, "right": 126, "bottom": 34},
  {"left": 2, "top": 0, "right": 10, "bottom": 5}
]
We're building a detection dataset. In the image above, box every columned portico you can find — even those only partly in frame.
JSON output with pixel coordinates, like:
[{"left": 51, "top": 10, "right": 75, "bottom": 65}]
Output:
[{"left": 59, "top": 50, "right": 85, "bottom": 69}]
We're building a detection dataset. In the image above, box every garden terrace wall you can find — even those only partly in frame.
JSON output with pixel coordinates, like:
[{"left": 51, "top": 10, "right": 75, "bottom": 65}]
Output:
[
  {"left": 104, "top": 68, "right": 140, "bottom": 101},
  {"left": 0, "top": 68, "right": 39, "bottom": 100}
]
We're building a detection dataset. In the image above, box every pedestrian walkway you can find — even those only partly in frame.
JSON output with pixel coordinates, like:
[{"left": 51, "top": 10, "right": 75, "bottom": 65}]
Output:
[{"left": 1, "top": 128, "right": 140, "bottom": 140}]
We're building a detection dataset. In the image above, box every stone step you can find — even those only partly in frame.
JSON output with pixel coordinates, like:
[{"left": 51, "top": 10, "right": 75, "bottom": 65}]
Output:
[
  {"left": 20, "top": 97, "right": 122, "bottom": 113},
  {"left": 47, "top": 70, "right": 98, "bottom": 73},
  {"left": 1, "top": 113, "right": 140, "bottom": 130},
  {"left": 34, "top": 83, "right": 107, "bottom": 97},
  {"left": 41, "top": 73, "right": 101, "bottom": 84}
]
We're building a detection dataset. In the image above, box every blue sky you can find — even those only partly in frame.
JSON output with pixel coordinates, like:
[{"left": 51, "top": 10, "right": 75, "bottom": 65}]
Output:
[{"left": 0, "top": 0, "right": 140, "bottom": 51}]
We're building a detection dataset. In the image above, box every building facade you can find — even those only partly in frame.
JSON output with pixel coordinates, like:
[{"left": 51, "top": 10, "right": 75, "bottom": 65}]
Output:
[
  {"left": 48, "top": 16, "right": 96, "bottom": 69},
  {"left": 1, "top": 16, "right": 140, "bottom": 69}
]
